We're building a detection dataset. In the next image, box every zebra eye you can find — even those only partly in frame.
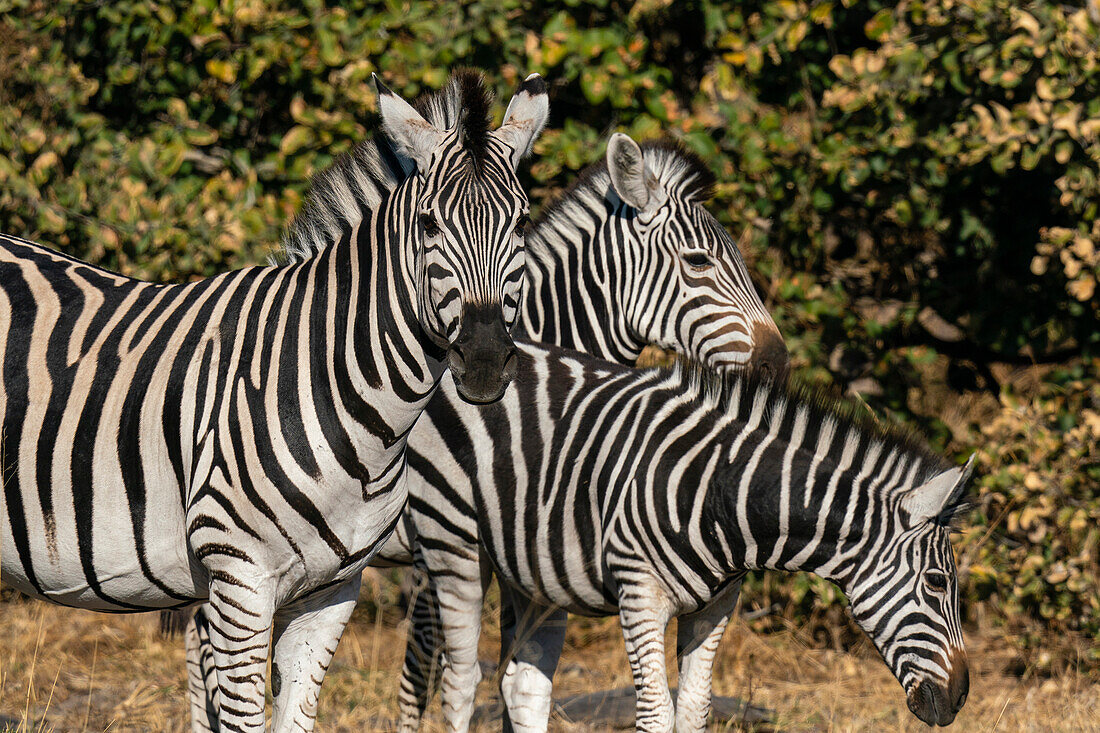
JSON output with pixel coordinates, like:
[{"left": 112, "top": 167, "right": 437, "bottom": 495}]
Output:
[
  {"left": 514, "top": 214, "right": 530, "bottom": 237},
  {"left": 421, "top": 213, "right": 441, "bottom": 238},
  {"left": 682, "top": 251, "right": 712, "bottom": 270},
  {"left": 925, "top": 572, "right": 948, "bottom": 593}
]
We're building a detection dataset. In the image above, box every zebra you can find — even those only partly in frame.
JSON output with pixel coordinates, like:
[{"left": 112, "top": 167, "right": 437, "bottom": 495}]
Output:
[
  {"left": 177, "top": 130, "right": 792, "bottom": 730},
  {"left": 394, "top": 342, "right": 973, "bottom": 731},
  {"left": 384, "top": 132, "right": 791, "bottom": 731},
  {"left": 0, "top": 69, "right": 549, "bottom": 732}
]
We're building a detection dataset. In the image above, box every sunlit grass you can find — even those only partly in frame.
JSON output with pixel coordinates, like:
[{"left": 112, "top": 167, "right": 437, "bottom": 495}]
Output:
[{"left": 2, "top": 575, "right": 1097, "bottom": 732}]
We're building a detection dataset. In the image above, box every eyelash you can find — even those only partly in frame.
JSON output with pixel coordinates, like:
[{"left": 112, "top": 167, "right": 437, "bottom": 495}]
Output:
[
  {"left": 683, "top": 252, "right": 711, "bottom": 269},
  {"left": 925, "top": 573, "right": 948, "bottom": 592},
  {"left": 421, "top": 213, "right": 440, "bottom": 237}
]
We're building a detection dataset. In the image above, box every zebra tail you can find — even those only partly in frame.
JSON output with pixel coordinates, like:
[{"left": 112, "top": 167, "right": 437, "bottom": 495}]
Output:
[{"left": 160, "top": 607, "right": 193, "bottom": 637}]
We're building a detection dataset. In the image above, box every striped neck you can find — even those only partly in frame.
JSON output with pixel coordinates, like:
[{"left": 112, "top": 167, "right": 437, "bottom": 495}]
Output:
[
  {"left": 290, "top": 173, "right": 446, "bottom": 476},
  {"left": 698, "top": 390, "right": 944, "bottom": 585},
  {"left": 519, "top": 207, "right": 646, "bottom": 364}
]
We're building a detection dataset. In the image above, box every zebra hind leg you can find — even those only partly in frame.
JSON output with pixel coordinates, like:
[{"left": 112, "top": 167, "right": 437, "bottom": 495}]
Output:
[
  {"left": 497, "top": 584, "right": 518, "bottom": 733},
  {"left": 397, "top": 570, "right": 446, "bottom": 732},
  {"left": 673, "top": 579, "right": 742, "bottom": 732},
  {"left": 185, "top": 605, "right": 221, "bottom": 732},
  {"left": 269, "top": 576, "right": 362, "bottom": 732},
  {"left": 497, "top": 588, "right": 567, "bottom": 733}
]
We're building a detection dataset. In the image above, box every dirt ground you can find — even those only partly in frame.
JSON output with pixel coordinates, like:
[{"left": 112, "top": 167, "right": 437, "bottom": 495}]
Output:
[{"left": 1, "top": 576, "right": 1097, "bottom": 732}]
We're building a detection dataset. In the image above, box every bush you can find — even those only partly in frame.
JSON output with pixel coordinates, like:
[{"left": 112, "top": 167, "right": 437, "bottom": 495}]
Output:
[{"left": 1, "top": 0, "right": 1096, "bottom": 663}]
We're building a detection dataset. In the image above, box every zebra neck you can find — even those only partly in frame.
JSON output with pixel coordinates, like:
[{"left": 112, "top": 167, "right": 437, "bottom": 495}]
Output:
[
  {"left": 307, "top": 186, "right": 445, "bottom": 473},
  {"left": 701, "top": 451, "right": 874, "bottom": 585},
  {"left": 520, "top": 220, "right": 645, "bottom": 365}
]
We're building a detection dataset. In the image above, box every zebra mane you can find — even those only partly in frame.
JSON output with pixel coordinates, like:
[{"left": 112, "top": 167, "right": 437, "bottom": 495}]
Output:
[
  {"left": 413, "top": 69, "right": 494, "bottom": 168},
  {"left": 277, "top": 70, "right": 496, "bottom": 264},
  {"left": 536, "top": 138, "right": 716, "bottom": 230},
  {"left": 670, "top": 359, "right": 951, "bottom": 488}
]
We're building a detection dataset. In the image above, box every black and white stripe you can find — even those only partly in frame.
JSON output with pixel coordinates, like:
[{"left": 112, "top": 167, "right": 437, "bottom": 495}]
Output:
[
  {"left": 376, "top": 134, "right": 789, "bottom": 730},
  {"left": 399, "top": 343, "right": 971, "bottom": 731},
  {"left": 522, "top": 133, "right": 787, "bottom": 372},
  {"left": 0, "top": 70, "right": 548, "bottom": 732},
  {"left": 182, "top": 133, "right": 790, "bottom": 729}
]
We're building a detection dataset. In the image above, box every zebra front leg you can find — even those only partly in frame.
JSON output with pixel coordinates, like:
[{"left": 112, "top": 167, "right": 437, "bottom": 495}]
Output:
[
  {"left": 185, "top": 605, "right": 221, "bottom": 732},
  {"left": 619, "top": 584, "right": 675, "bottom": 733},
  {"left": 433, "top": 574, "right": 485, "bottom": 732},
  {"left": 269, "top": 576, "right": 361, "bottom": 732},
  {"left": 203, "top": 576, "right": 276, "bottom": 732},
  {"left": 674, "top": 578, "right": 742, "bottom": 732},
  {"left": 498, "top": 587, "right": 567, "bottom": 733},
  {"left": 397, "top": 570, "right": 445, "bottom": 732}
]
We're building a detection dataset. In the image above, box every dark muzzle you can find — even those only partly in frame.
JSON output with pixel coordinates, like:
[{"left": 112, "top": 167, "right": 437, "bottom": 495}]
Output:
[
  {"left": 751, "top": 322, "right": 790, "bottom": 381},
  {"left": 447, "top": 303, "right": 518, "bottom": 404},
  {"left": 906, "top": 655, "right": 969, "bottom": 727}
]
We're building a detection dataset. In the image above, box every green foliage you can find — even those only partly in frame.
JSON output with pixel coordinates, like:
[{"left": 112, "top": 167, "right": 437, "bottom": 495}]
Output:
[
  {"left": 1, "top": 0, "right": 1097, "bottom": 662},
  {"left": 964, "top": 362, "right": 1100, "bottom": 658}
]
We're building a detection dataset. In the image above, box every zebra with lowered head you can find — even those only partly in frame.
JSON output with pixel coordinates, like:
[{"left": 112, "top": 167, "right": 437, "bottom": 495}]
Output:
[
  {"left": 177, "top": 129, "right": 792, "bottom": 730},
  {"left": 395, "top": 343, "right": 973, "bottom": 731},
  {"left": 0, "top": 69, "right": 548, "bottom": 732}
]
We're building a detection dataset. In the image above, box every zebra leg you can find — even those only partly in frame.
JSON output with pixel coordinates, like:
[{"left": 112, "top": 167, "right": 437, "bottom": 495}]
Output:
[
  {"left": 185, "top": 605, "right": 221, "bottom": 732},
  {"left": 269, "top": 576, "right": 362, "bottom": 732},
  {"left": 618, "top": 586, "right": 675, "bottom": 733},
  {"left": 433, "top": 574, "right": 485, "bottom": 732},
  {"left": 673, "top": 579, "right": 742, "bottom": 732},
  {"left": 203, "top": 577, "right": 277, "bottom": 732},
  {"left": 497, "top": 583, "right": 518, "bottom": 733},
  {"left": 498, "top": 588, "right": 567, "bottom": 733},
  {"left": 396, "top": 570, "right": 445, "bottom": 732}
]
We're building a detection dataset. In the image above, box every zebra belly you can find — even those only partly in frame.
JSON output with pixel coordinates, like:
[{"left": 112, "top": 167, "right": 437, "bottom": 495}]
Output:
[{"left": 1, "top": 458, "right": 204, "bottom": 610}]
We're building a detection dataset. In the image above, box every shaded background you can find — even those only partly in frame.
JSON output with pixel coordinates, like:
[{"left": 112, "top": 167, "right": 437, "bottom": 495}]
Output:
[{"left": 1, "top": 0, "right": 1098, "bottom": 726}]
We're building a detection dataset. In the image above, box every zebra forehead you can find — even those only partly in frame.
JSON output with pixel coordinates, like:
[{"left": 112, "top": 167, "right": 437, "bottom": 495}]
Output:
[
  {"left": 276, "top": 69, "right": 505, "bottom": 264},
  {"left": 413, "top": 68, "right": 494, "bottom": 166}
]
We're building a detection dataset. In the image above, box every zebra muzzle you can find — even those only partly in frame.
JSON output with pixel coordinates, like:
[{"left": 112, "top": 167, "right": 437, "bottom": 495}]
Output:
[
  {"left": 906, "top": 656, "right": 969, "bottom": 727},
  {"left": 448, "top": 303, "right": 518, "bottom": 404},
  {"left": 751, "top": 322, "right": 790, "bottom": 381}
]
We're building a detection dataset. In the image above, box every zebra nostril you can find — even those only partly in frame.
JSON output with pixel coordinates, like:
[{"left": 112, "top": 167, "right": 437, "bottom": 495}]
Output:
[
  {"left": 447, "top": 347, "right": 468, "bottom": 377},
  {"left": 502, "top": 348, "right": 518, "bottom": 383}
]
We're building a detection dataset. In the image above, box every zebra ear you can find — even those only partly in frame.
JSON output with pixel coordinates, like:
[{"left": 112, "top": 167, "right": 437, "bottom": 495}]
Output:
[
  {"left": 606, "top": 132, "right": 666, "bottom": 213},
  {"left": 902, "top": 454, "right": 977, "bottom": 525},
  {"left": 493, "top": 73, "right": 550, "bottom": 169},
  {"left": 374, "top": 73, "right": 444, "bottom": 171}
]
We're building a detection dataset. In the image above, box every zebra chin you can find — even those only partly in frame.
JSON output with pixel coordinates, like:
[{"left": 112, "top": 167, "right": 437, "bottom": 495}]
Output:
[
  {"left": 447, "top": 302, "right": 518, "bottom": 404},
  {"left": 905, "top": 653, "right": 969, "bottom": 727}
]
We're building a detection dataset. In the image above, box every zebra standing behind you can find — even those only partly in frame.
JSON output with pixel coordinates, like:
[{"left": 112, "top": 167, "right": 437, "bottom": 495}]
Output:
[
  {"left": 397, "top": 343, "right": 972, "bottom": 731},
  {"left": 0, "top": 70, "right": 548, "bottom": 732},
  {"left": 178, "top": 130, "right": 792, "bottom": 731}
]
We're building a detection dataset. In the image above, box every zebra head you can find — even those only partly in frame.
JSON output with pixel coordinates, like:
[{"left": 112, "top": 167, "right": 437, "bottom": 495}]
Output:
[
  {"left": 844, "top": 455, "right": 975, "bottom": 727},
  {"left": 376, "top": 71, "right": 549, "bottom": 403},
  {"left": 604, "top": 134, "right": 788, "bottom": 377}
]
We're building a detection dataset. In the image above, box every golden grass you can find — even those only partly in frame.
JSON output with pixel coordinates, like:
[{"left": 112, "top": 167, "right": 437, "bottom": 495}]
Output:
[{"left": 2, "top": 576, "right": 1097, "bottom": 732}]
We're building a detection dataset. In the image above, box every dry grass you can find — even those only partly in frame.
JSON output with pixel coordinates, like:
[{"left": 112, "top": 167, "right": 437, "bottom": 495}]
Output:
[{"left": 2, "top": 576, "right": 1097, "bottom": 732}]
